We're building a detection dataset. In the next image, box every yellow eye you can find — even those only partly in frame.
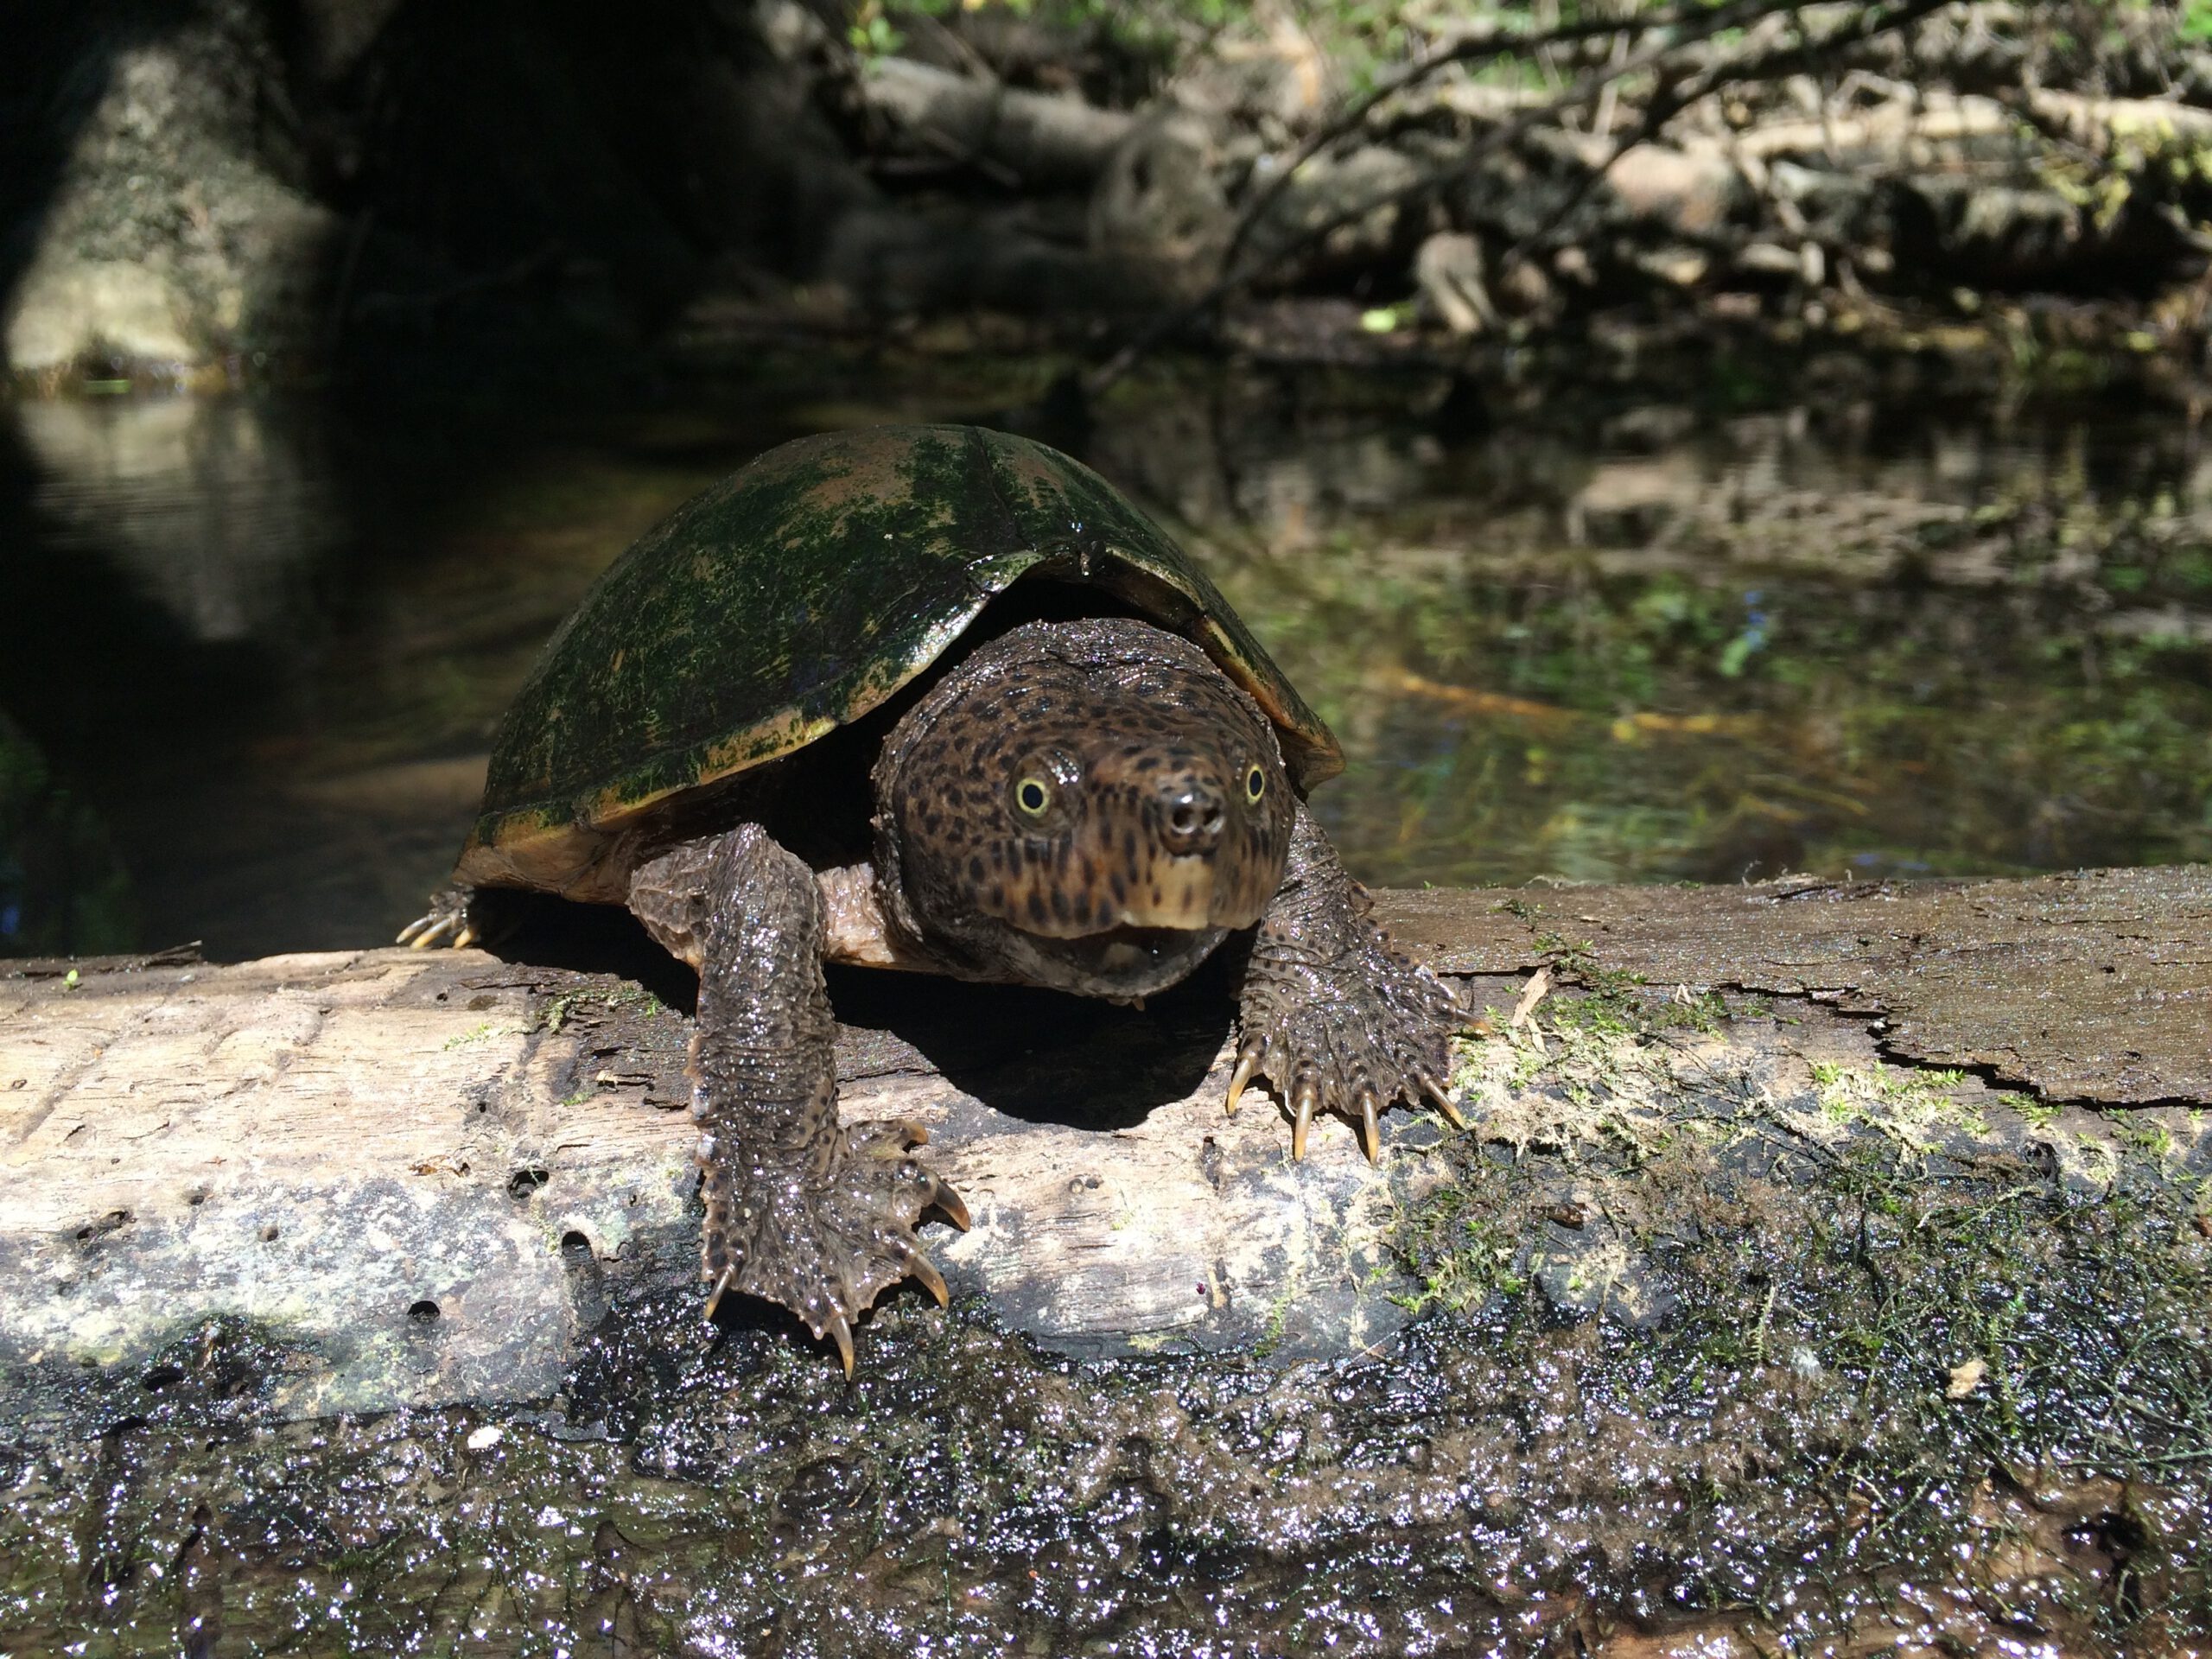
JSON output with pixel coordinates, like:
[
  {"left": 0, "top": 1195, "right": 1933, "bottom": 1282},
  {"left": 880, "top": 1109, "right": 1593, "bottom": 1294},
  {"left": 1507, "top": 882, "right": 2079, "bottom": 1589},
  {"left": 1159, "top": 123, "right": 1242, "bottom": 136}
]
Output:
[
  {"left": 1015, "top": 777, "right": 1052, "bottom": 817},
  {"left": 1244, "top": 765, "right": 1267, "bottom": 802}
]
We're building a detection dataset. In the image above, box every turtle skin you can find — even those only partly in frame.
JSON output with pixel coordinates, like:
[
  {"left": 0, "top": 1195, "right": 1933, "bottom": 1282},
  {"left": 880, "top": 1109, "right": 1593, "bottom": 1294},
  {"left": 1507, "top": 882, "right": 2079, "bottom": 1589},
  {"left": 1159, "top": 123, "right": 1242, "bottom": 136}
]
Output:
[
  {"left": 404, "top": 427, "right": 1471, "bottom": 1372},
  {"left": 628, "top": 825, "right": 965, "bottom": 1376},
  {"left": 649, "top": 620, "right": 1467, "bottom": 1370}
]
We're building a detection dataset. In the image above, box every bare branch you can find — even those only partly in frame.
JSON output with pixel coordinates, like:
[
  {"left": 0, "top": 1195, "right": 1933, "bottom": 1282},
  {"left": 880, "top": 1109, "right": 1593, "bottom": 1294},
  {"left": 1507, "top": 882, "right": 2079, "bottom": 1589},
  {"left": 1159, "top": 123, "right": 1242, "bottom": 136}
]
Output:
[
  {"left": 1222, "top": 0, "right": 1794, "bottom": 278},
  {"left": 1089, "top": 0, "right": 1956, "bottom": 396}
]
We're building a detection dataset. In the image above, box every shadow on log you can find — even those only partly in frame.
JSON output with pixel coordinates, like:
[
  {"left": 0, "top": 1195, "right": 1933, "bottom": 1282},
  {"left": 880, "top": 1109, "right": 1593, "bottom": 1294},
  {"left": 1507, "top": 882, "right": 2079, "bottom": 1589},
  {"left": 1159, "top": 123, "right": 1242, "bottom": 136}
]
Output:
[
  {"left": 3, "top": 867, "right": 2204, "bottom": 1416},
  {"left": 3, "top": 870, "right": 2209, "bottom": 1653}
]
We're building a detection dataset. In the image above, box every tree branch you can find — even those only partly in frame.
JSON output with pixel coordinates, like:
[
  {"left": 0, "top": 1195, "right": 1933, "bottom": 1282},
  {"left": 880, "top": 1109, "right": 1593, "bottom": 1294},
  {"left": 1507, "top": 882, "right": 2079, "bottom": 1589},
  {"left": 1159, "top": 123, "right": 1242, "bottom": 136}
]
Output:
[
  {"left": 1088, "top": 0, "right": 1957, "bottom": 396},
  {"left": 1221, "top": 0, "right": 1797, "bottom": 279}
]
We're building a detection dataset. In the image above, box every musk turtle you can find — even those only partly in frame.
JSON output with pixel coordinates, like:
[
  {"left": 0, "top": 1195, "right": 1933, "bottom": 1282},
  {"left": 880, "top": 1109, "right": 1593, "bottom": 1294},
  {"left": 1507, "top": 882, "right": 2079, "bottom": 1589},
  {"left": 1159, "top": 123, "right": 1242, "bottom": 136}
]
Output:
[{"left": 405, "top": 424, "right": 1466, "bottom": 1370}]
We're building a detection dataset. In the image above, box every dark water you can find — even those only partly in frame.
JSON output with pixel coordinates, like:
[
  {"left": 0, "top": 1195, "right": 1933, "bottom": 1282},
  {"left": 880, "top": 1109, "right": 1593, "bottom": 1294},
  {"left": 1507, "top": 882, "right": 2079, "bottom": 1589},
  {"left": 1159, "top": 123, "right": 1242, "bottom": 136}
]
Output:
[{"left": 3, "top": 360, "right": 2209, "bottom": 960}]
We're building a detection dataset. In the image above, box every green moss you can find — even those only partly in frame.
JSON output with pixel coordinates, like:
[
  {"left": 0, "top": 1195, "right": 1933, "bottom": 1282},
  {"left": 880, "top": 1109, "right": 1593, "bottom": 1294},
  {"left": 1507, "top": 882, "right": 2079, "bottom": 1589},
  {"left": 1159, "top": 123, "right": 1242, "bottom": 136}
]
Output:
[
  {"left": 440, "top": 1020, "right": 509, "bottom": 1050},
  {"left": 4, "top": 1108, "right": 2206, "bottom": 1657},
  {"left": 1382, "top": 1066, "right": 2212, "bottom": 1646},
  {"left": 1386, "top": 1173, "right": 1529, "bottom": 1313},
  {"left": 534, "top": 981, "right": 665, "bottom": 1035}
]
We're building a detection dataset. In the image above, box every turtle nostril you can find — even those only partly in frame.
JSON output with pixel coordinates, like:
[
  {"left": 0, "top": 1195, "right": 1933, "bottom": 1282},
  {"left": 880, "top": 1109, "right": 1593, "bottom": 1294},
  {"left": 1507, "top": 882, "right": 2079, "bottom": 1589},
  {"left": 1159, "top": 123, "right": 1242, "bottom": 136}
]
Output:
[{"left": 1162, "top": 785, "right": 1226, "bottom": 853}]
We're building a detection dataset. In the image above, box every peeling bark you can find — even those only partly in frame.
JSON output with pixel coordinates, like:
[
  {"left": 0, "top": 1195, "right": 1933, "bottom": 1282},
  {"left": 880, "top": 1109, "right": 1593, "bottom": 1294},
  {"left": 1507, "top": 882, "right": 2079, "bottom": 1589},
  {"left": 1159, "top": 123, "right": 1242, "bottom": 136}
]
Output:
[{"left": 1386, "top": 865, "right": 2212, "bottom": 1103}]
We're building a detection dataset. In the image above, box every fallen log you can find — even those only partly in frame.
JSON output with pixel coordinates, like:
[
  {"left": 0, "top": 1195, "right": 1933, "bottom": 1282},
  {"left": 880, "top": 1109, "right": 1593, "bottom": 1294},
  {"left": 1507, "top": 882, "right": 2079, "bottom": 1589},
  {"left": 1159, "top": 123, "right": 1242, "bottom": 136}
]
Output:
[
  {"left": 2, "top": 867, "right": 2204, "bottom": 1422},
  {"left": 859, "top": 56, "right": 1133, "bottom": 187}
]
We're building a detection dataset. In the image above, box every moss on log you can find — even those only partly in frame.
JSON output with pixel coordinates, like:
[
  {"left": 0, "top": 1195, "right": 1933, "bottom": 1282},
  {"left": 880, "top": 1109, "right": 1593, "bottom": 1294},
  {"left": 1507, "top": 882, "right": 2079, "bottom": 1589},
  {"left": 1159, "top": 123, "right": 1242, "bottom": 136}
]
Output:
[
  {"left": 3, "top": 869, "right": 2208, "bottom": 1655},
  {"left": 3, "top": 867, "right": 2204, "bottom": 1421}
]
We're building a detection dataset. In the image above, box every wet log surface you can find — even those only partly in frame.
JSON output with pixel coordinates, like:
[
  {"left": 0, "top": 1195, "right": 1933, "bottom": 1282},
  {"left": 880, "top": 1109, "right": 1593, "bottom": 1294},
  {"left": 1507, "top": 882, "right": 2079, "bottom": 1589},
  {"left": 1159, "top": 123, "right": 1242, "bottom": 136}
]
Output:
[
  {"left": 1389, "top": 863, "right": 2212, "bottom": 1104},
  {"left": 3, "top": 867, "right": 2204, "bottom": 1420},
  {"left": 3, "top": 870, "right": 2209, "bottom": 1656}
]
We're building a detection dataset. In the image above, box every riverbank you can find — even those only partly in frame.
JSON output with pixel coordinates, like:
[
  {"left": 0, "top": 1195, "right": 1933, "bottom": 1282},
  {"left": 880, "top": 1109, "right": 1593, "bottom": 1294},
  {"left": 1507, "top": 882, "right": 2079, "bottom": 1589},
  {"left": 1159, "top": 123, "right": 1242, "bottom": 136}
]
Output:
[{"left": 5, "top": 1, "right": 2209, "bottom": 401}]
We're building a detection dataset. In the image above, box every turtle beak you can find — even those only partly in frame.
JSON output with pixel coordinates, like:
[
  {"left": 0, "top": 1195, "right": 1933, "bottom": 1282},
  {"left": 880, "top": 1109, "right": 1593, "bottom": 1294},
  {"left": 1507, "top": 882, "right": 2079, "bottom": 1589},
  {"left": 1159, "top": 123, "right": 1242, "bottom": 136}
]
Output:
[
  {"left": 1111, "top": 855, "right": 1217, "bottom": 931},
  {"left": 1019, "top": 920, "right": 1231, "bottom": 999}
]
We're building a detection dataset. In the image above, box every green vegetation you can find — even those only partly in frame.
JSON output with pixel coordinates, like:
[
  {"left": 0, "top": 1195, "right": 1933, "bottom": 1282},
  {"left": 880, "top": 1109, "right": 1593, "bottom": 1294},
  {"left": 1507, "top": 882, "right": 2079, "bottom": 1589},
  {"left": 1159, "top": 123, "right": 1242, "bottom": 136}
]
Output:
[
  {"left": 19, "top": 1135, "right": 2194, "bottom": 1656},
  {"left": 535, "top": 982, "right": 665, "bottom": 1035},
  {"left": 1382, "top": 989, "right": 2212, "bottom": 1649},
  {"left": 1389, "top": 1180, "right": 1529, "bottom": 1312},
  {"left": 441, "top": 1020, "right": 508, "bottom": 1050},
  {"left": 1207, "top": 433, "right": 2212, "bottom": 888},
  {"left": 7, "top": 927, "right": 2207, "bottom": 1654}
]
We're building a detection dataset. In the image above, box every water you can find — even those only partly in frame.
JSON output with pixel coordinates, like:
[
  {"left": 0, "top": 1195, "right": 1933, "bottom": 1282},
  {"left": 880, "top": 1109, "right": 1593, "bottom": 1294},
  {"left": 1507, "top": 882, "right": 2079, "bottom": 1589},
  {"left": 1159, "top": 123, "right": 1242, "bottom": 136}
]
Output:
[
  {"left": 3, "top": 356, "right": 2208, "bottom": 1651},
  {"left": 3, "top": 358, "right": 2208, "bottom": 960}
]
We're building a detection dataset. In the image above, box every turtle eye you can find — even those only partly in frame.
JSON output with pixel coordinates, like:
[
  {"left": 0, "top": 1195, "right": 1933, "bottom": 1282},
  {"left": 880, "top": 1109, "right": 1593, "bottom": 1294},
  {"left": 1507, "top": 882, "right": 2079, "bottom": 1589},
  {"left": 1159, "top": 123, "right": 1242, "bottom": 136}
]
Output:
[
  {"left": 1244, "top": 764, "right": 1268, "bottom": 803},
  {"left": 1014, "top": 777, "right": 1052, "bottom": 817}
]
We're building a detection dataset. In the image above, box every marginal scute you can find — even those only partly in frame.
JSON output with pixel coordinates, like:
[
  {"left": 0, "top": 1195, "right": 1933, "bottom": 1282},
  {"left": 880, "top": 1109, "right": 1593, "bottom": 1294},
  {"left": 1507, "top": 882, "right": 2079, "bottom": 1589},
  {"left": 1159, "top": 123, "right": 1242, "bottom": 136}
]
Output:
[{"left": 461, "top": 425, "right": 1339, "bottom": 899}]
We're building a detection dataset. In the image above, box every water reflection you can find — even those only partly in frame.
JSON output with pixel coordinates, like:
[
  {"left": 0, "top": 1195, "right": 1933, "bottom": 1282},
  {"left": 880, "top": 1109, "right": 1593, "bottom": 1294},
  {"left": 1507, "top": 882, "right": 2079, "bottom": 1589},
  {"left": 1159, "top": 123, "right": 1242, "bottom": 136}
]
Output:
[
  {"left": 1, "top": 368, "right": 2206, "bottom": 960},
  {"left": 16, "top": 393, "right": 334, "bottom": 648},
  {"left": 0, "top": 712, "right": 134, "bottom": 955},
  {"left": 1120, "top": 378, "right": 2211, "bottom": 890}
]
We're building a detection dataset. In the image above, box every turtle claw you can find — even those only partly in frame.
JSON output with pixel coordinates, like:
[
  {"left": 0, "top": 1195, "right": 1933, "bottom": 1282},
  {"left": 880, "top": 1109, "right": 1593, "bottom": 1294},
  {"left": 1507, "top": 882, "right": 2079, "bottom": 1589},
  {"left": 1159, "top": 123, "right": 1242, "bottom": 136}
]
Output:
[
  {"left": 931, "top": 1184, "right": 973, "bottom": 1233},
  {"left": 1419, "top": 1069, "right": 1468, "bottom": 1129},
  {"left": 908, "top": 1252, "right": 950, "bottom": 1309},
  {"left": 1224, "top": 1046, "right": 1259, "bottom": 1116},
  {"left": 1237, "top": 807, "right": 1471, "bottom": 1166},
  {"left": 704, "top": 1265, "right": 735, "bottom": 1321},
  {"left": 699, "top": 1116, "right": 962, "bottom": 1370},
  {"left": 397, "top": 885, "right": 479, "bottom": 950},
  {"left": 400, "top": 912, "right": 454, "bottom": 948}
]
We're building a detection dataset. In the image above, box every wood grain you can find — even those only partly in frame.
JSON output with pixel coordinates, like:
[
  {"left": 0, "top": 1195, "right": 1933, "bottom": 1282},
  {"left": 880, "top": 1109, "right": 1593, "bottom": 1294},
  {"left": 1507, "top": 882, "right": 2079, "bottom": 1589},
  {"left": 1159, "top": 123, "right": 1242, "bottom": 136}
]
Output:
[{"left": 3, "top": 866, "right": 2203, "bottom": 1418}]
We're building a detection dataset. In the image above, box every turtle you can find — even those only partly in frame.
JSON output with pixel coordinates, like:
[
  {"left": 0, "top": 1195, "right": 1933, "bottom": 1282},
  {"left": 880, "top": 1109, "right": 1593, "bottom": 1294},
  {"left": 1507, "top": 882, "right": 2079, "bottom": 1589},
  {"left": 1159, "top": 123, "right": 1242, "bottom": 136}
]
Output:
[{"left": 403, "top": 423, "right": 1467, "bottom": 1372}]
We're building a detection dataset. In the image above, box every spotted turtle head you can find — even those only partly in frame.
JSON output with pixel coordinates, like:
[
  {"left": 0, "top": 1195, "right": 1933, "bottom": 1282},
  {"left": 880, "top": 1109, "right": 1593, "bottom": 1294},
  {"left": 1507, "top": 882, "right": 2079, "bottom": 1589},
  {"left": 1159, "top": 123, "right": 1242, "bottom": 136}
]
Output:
[{"left": 874, "top": 618, "right": 1294, "bottom": 999}]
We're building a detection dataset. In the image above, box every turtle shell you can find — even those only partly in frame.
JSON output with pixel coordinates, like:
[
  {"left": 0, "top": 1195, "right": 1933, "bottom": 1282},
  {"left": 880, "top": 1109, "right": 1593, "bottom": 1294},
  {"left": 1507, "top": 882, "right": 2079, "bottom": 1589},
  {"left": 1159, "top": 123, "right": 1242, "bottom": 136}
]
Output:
[{"left": 455, "top": 423, "right": 1340, "bottom": 902}]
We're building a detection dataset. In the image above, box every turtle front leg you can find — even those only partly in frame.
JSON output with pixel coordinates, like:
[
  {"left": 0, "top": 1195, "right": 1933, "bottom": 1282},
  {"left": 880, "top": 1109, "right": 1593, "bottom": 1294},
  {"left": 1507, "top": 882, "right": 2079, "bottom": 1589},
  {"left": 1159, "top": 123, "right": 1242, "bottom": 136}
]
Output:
[
  {"left": 398, "top": 884, "right": 528, "bottom": 950},
  {"left": 630, "top": 825, "right": 967, "bottom": 1374},
  {"left": 397, "top": 883, "right": 480, "bottom": 949},
  {"left": 1229, "top": 802, "right": 1469, "bottom": 1161}
]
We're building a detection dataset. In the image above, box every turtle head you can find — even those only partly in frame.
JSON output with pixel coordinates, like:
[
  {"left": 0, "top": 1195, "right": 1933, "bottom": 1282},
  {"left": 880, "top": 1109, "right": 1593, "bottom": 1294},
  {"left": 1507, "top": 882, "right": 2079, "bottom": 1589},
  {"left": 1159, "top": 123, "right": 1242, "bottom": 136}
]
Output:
[{"left": 874, "top": 618, "right": 1294, "bottom": 1000}]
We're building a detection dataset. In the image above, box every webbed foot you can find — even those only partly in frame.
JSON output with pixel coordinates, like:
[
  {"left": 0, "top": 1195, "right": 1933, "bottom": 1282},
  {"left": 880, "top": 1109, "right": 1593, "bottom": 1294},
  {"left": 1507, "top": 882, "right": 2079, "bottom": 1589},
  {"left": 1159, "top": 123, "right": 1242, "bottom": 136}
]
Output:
[
  {"left": 700, "top": 1117, "right": 968, "bottom": 1374},
  {"left": 1233, "top": 804, "right": 1469, "bottom": 1161}
]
